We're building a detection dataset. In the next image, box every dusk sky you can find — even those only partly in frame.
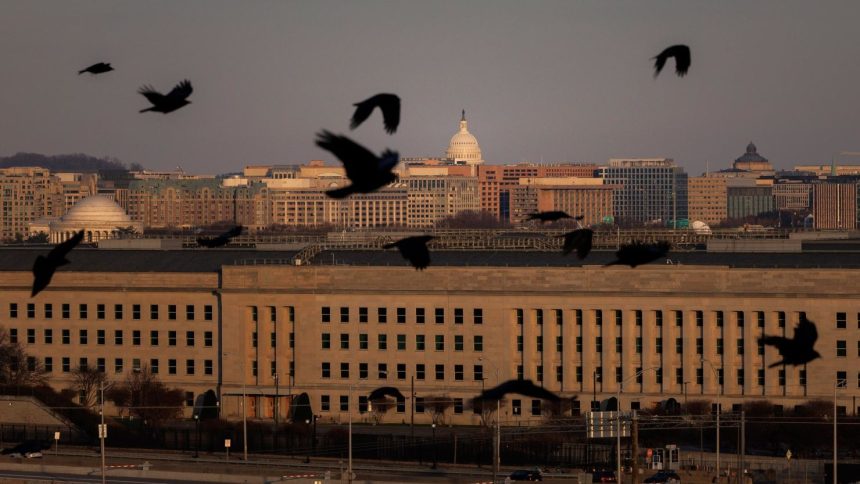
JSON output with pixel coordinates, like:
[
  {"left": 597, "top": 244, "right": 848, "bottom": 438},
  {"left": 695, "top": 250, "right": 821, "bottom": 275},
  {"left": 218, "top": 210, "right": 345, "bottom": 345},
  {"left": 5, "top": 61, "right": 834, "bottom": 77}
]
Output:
[{"left": 1, "top": 0, "right": 859, "bottom": 175}]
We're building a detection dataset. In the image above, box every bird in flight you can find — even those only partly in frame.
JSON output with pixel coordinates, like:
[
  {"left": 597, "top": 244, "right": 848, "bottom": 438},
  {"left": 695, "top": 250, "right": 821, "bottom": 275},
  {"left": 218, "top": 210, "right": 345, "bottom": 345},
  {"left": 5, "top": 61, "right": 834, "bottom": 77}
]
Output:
[
  {"left": 78, "top": 62, "right": 113, "bottom": 75},
  {"left": 759, "top": 314, "right": 821, "bottom": 367},
  {"left": 605, "top": 240, "right": 671, "bottom": 267},
  {"left": 31, "top": 230, "right": 85, "bottom": 297},
  {"left": 384, "top": 235, "right": 435, "bottom": 270},
  {"left": 350, "top": 93, "right": 400, "bottom": 134},
  {"left": 653, "top": 44, "right": 691, "bottom": 77},
  {"left": 315, "top": 130, "right": 399, "bottom": 198},
  {"left": 368, "top": 386, "right": 406, "bottom": 401},
  {"left": 196, "top": 225, "right": 243, "bottom": 248},
  {"left": 476, "top": 379, "right": 561, "bottom": 402},
  {"left": 527, "top": 211, "right": 582, "bottom": 223},
  {"left": 138, "top": 79, "right": 193, "bottom": 114},
  {"left": 560, "top": 228, "right": 593, "bottom": 259}
]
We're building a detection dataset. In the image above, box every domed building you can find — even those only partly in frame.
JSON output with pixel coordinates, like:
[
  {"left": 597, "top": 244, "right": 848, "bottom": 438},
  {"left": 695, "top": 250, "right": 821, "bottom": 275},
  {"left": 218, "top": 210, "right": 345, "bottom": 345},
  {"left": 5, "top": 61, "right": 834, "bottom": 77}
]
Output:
[
  {"left": 49, "top": 196, "right": 142, "bottom": 243},
  {"left": 445, "top": 110, "right": 484, "bottom": 165},
  {"left": 732, "top": 142, "right": 774, "bottom": 175}
]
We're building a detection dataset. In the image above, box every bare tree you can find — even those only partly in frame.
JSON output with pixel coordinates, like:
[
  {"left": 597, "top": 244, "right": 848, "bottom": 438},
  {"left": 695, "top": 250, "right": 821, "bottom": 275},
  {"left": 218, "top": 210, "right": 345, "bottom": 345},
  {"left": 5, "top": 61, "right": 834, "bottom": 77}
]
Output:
[
  {"left": 0, "top": 327, "right": 47, "bottom": 387},
  {"left": 106, "top": 365, "right": 184, "bottom": 426},
  {"left": 423, "top": 395, "right": 453, "bottom": 425},
  {"left": 472, "top": 397, "right": 502, "bottom": 428},
  {"left": 369, "top": 397, "right": 392, "bottom": 425},
  {"left": 72, "top": 365, "right": 109, "bottom": 408}
]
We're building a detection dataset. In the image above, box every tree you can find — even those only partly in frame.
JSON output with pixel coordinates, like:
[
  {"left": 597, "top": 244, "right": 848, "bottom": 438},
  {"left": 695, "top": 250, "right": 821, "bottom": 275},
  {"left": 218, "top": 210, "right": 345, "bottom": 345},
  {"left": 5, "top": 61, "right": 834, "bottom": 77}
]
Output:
[
  {"left": 423, "top": 395, "right": 453, "bottom": 425},
  {"left": 369, "top": 396, "right": 393, "bottom": 425},
  {"left": 72, "top": 366, "right": 109, "bottom": 409},
  {"left": 472, "top": 397, "right": 501, "bottom": 428},
  {"left": 106, "top": 365, "right": 184, "bottom": 426},
  {"left": 25, "top": 232, "right": 49, "bottom": 243},
  {"left": 436, "top": 210, "right": 510, "bottom": 229},
  {"left": 0, "top": 327, "right": 47, "bottom": 387}
]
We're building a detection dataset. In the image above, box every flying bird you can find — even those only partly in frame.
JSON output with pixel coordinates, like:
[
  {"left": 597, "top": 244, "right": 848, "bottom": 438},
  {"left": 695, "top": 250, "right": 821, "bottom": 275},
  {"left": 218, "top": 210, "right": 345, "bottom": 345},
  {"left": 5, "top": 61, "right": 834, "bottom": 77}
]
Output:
[
  {"left": 605, "top": 240, "right": 671, "bottom": 267},
  {"left": 196, "top": 225, "right": 243, "bottom": 248},
  {"left": 350, "top": 93, "right": 400, "bottom": 134},
  {"left": 653, "top": 44, "right": 691, "bottom": 77},
  {"left": 560, "top": 228, "right": 594, "bottom": 259},
  {"left": 527, "top": 211, "right": 583, "bottom": 223},
  {"left": 78, "top": 62, "right": 113, "bottom": 75},
  {"left": 138, "top": 79, "right": 193, "bottom": 114},
  {"left": 31, "top": 230, "right": 85, "bottom": 297},
  {"left": 476, "top": 379, "right": 561, "bottom": 402},
  {"left": 384, "top": 235, "right": 435, "bottom": 270},
  {"left": 315, "top": 130, "right": 399, "bottom": 198},
  {"left": 368, "top": 386, "right": 406, "bottom": 401},
  {"left": 759, "top": 314, "right": 821, "bottom": 368}
]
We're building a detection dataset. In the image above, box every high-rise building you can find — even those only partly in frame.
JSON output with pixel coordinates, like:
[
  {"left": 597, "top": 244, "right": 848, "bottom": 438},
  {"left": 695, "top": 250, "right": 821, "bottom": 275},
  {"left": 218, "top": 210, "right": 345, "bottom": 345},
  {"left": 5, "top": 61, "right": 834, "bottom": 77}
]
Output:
[
  {"left": 478, "top": 164, "right": 598, "bottom": 220},
  {"left": 598, "top": 159, "right": 688, "bottom": 225},
  {"left": 509, "top": 178, "right": 614, "bottom": 226},
  {"left": 687, "top": 177, "right": 727, "bottom": 225},
  {"left": 773, "top": 181, "right": 812, "bottom": 212},
  {"left": 405, "top": 176, "right": 480, "bottom": 227},
  {"left": 0, "top": 167, "right": 65, "bottom": 241},
  {"left": 812, "top": 183, "right": 856, "bottom": 230},
  {"left": 726, "top": 180, "right": 775, "bottom": 221}
]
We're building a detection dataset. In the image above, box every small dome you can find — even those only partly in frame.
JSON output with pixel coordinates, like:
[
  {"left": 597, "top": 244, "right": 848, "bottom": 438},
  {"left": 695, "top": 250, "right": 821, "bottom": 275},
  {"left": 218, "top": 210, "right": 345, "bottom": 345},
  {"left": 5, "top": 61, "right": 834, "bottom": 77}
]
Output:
[
  {"left": 60, "top": 196, "right": 132, "bottom": 224},
  {"left": 735, "top": 141, "right": 768, "bottom": 164},
  {"left": 445, "top": 110, "right": 483, "bottom": 165},
  {"left": 746, "top": 142, "right": 757, "bottom": 154}
]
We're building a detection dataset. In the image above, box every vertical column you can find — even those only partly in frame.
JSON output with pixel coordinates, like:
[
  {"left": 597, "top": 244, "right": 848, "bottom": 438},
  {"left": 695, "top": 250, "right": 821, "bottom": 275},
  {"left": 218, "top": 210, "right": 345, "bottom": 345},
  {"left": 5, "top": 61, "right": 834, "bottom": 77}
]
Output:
[
  {"left": 544, "top": 309, "right": 559, "bottom": 392},
  {"left": 562, "top": 309, "right": 577, "bottom": 392},
  {"left": 582, "top": 308, "right": 597, "bottom": 405},
  {"left": 521, "top": 309, "right": 534, "bottom": 381}
]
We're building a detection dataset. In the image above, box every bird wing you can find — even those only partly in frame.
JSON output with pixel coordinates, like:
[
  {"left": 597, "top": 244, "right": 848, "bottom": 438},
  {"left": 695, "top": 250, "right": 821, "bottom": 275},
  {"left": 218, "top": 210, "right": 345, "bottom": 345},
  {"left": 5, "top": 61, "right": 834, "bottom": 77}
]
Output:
[
  {"left": 196, "top": 237, "right": 219, "bottom": 248},
  {"left": 349, "top": 98, "right": 377, "bottom": 130},
  {"left": 480, "top": 379, "right": 561, "bottom": 402},
  {"left": 138, "top": 85, "right": 166, "bottom": 105},
  {"left": 369, "top": 386, "right": 405, "bottom": 401},
  {"left": 397, "top": 236, "right": 433, "bottom": 270},
  {"left": 31, "top": 256, "right": 53, "bottom": 297},
  {"left": 48, "top": 229, "right": 84, "bottom": 261},
  {"left": 652, "top": 51, "right": 668, "bottom": 77},
  {"left": 223, "top": 225, "right": 243, "bottom": 239},
  {"left": 378, "top": 94, "right": 401, "bottom": 134},
  {"left": 568, "top": 229, "right": 593, "bottom": 259},
  {"left": 166, "top": 79, "right": 193, "bottom": 101},
  {"left": 671, "top": 45, "right": 691, "bottom": 76},
  {"left": 794, "top": 315, "right": 818, "bottom": 346},
  {"left": 315, "top": 131, "right": 377, "bottom": 181},
  {"left": 759, "top": 335, "right": 792, "bottom": 356}
]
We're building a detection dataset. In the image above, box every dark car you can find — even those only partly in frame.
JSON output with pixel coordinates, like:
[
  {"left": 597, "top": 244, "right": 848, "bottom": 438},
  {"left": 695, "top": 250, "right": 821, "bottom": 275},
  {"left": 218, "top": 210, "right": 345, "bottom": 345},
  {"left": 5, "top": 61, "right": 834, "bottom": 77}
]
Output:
[
  {"left": 592, "top": 470, "right": 617, "bottom": 483},
  {"left": 1, "top": 441, "right": 48, "bottom": 459},
  {"left": 644, "top": 471, "right": 682, "bottom": 483},
  {"left": 509, "top": 469, "right": 543, "bottom": 481}
]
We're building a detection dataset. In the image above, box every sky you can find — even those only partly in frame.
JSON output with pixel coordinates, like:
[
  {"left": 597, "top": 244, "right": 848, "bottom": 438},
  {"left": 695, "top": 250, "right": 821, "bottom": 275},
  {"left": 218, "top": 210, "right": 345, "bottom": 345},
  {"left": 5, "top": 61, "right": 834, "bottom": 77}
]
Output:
[{"left": 1, "top": 0, "right": 859, "bottom": 176}]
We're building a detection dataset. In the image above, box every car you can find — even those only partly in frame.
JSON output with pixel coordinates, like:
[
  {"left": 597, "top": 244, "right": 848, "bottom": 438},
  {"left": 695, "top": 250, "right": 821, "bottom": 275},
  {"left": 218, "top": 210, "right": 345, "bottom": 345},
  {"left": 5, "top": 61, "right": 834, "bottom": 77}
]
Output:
[
  {"left": 509, "top": 469, "right": 543, "bottom": 481},
  {"left": 2, "top": 441, "right": 48, "bottom": 459},
  {"left": 644, "top": 471, "right": 681, "bottom": 483},
  {"left": 591, "top": 470, "right": 617, "bottom": 483}
]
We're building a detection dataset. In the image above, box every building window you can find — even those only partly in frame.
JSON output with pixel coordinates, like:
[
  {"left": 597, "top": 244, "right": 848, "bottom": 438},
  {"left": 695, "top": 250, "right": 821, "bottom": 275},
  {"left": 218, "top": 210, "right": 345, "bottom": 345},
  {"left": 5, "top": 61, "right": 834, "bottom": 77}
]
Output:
[
  {"left": 26, "top": 329, "right": 35, "bottom": 344},
  {"left": 716, "top": 338, "right": 724, "bottom": 355},
  {"left": 596, "top": 337, "right": 602, "bottom": 353},
  {"left": 757, "top": 369, "right": 765, "bottom": 386},
  {"left": 576, "top": 336, "right": 582, "bottom": 353},
  {"left": 97, "top": 329, "right": 105, "bottom": 345},
  {"left": 596, "top": 310, "right": 603, "bottom": 326},
  {"left": 150, "top": 330, "right": 158, "bottom": 346},
  {"left": 44, "top": 329, "right": 52, "bottom": 344},
  {"left": 516, "top": 308, "right": 524, "bottom": 325},
  {"left": 150, "top": 304, "right": 158, "bottom": 320},
  {"left": 474, "top": 335, "right": 483, "bottom": 352},
  {"left": 736, "top": 311, "right": 745, "bottom": 327},
  {"left": 204, "top": 331, "right": 213, "bottom": 347},
  {"left": 376, "top": 307, "right": 387, "bottom": 324},
  {"left": 359, "top": 307, "right": 368, "bottom": 323},
  {"left": 656, "top": 338, "right": 663, "bottom": 354},
  {"left": 62, "top": 357, "right": 70, "bottom": 372},
  {"left": 837, "top": 340, "right": 847, "bottom": 357},
  {"left": 378, "top": 334, "right": 387, "bottom": 350},
  {"left": 186, "top": 331, "right": 195, "bottom": 347},
  {"left": 62, "top": 303, "right": 70, "bottom": 319},
  {"left": 416, "top": 335, "right": 425, "bottom": 351},
  {"left": 186, "top": 360, "right": 195, "bottom": 375},
  {"left": 397, "top": 363, "right": 406, "bottom": 380},
  {"left": 435, "top": 364, "right": 444, "bottom": 380},
  {"left": 204, "top": 305, "right": 213, "bottom": 321},
  {"left": 359, "top": 333, "right": 368, "bottom": 350},
  {"left": 454, "top": 308, "right": 464, "bottom": 325},
  {"left": 676, "top": 337, "right": 683, "bottom": 354},
  {"left": 168, "top": 305, "right": 176, "bottom": 320},
  {"left": 44, "top": 357, "right": 52, "bottom": 373},
  {"left": 695, "top": 311, "right": 703, "bottom": 327},
  {"left": 435, "top": 335, "right": 444, "bottom": 351},
  {"left": 435, "top": 308, "right": 444, "bottom": 324},
  {"left": 778, "top": 311, "right": 786, "bottom": 328},
  {"left": 26, "top": 303, "right": 35, "bottom": 318},
  {"left": 95, "top": 304, "right": 105, "bottom": 319},
  {"left": 696, "top": 368, "right": 703, "bottom": 385},
  {"left": 62, "top": 329, "right": 70, "bottom": 345},
  {"left": 454, "top": 398, "right": 464, "bottom": 414},
  {"left": 321, "top": 306, "right": 331, "bottom": 323},
  {"left": 44, "top": 304, "right": 52, "bottom": 319},
  {"left": 359, "top": 363, "right": 368, "bottom": 379},
  {"left": 168, "top": 359, "right": 177, "bottom": 375},
  {"left": 340, "top": 307, "right": 349, "bottom": 323},
  {"left": 340, "top": 395, "right": 349, "bottom": 412},
  {"left": 79, "top": 329, "right": 88, "bottom": 345},
  {"left": 474, "top": 365, "right": 484, "bottom": 381},
  {"left": 696, "top": 338, "right": 703, "bottom": 355},
  {"left": 9, "top": 303, "right": 18, "bottom": 318},
  {"left": 656, "top": 310, "right": 663, "bottom": 327},
  {"left": 536, "top": 335, "right": 543, "bottom": 352},
  {"left": 536, "top": 365, "right": 543, "bottom": 382},
  {"left": 396, "top": 307, "right": 406, "bottom": 324},
  {"left": 415, "top": 397, "right": 425, "bottom": 413},
  {"left": 556, "top": 366, "right": 563, "bottom": 383},
  {"left": 837, "top": 312, "right": 847, "bottom": 329},
  {"left": 185, "top": 392, "right": 194, "bottom": 407},
  {"left": 675, "top": 311, "right": 683, "bottom": 327},
  {"left": 416, "top": 364, "right": 425, "bottom": 380},
  {"left": 340, "top": 333, "right": 350, "bottom": 350},
  {"left": 416, "top": 308, "right": 425, "bottom": 324},
  {"left": 377, "top": 363, "right": 388, "bottom": 379},
  {"left": 576, "top": 366, "right": 583, "bottom": 383},
  {"left": 132, "top": 304, "right": 141, "bottom": 320},
  {"left": 512, "top": 399, "right": 522, "bottom": 416},
  {"left": 576, "top": 309, "right": 583, "bottom": 325},
  {"left": 340, "top": 362, "right": 350, "bottom": 379},
  {"left": 837, "top": 371, "right": 847, "bottom": 387},
  {"left": 635, "top": 337, "right": 643, "bottom": 354},
  {"left": 79, "top": 304, "right": 88, "bottom": 319},
  {"left": 150, "top": 359, "right": 159, "bottom": 374},
  {"left": 675, "top": 368, "right": 683, "bottom": 385},
  {"left": 556, "top": 336, "right": 563, "bottom": 352},
  {"left": 531, "top": 400, "right": 541, "bottom": 416},
  {"left": 474, "top": 308, "right": 483, "bottom": 325},
  {"left": 454, "top": 364, "right": 464, "bottom": 381},
  {"left": 737, "top": 369, "right": 744, "bottom": 386},
  {"left": 186, "top": 305, "right": 195, "bottom": 320},
  {"left": 615, "top": 337, "right": 622, "bottom": 354},
  {"left": 321, "top": 362, "right": 330, "bottom": 378},
  {"left": 757, "top": 311, "right": 765, "bottom": 328}
]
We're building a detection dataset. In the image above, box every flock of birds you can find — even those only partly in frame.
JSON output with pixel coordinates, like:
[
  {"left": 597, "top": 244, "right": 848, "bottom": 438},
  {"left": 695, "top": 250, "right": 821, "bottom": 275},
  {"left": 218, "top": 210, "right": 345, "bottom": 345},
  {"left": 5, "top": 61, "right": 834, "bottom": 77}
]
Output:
[{"left": 26, "top": 45, "right": 816, "bottom": 406}]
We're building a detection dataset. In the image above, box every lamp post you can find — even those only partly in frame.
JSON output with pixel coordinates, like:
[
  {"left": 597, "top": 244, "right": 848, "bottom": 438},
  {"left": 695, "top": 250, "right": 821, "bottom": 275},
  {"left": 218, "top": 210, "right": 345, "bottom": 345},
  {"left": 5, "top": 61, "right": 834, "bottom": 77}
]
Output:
[
  {"left": 835, "top": 378, "right": 846, "bottom": 484},
  {"left": 273, "top": 372, "right": 279, "bottom": 426},
  {"left": 616, "top": 367, "right": 658, "bottom": 484},
  {"left": 348, "top": 384, "right": 353, "bottom": 484},
  {"left": 701, "top": 358, "right": 720, "bottom": 482},
  {"left": 431, "top": 423, "right": 437, "bottom": 469},
  {"left": 304, "top": 418, "right": 311, "bottom": 463},
  {"left": 478, "top": 357, "right": 501, "bottom": 484},
  {"left": 193, "top": 414, "right": 200, "bottom": 458}
]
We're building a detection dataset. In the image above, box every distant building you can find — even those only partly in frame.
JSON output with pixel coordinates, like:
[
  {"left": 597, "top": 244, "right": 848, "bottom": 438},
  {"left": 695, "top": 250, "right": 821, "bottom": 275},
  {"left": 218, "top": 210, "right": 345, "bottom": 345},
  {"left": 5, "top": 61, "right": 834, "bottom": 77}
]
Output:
[
  {"left": 773, "top": 181, "right": 812, "bottom": 212},
  {"left": 725, "top": 179, "right": 775, "bottom": 220},
  {"left": 598, "top": 159, "right": 688, "bottom": 225},
  {"left": 509, "top": 178, "right": 614, "bottom": 226},
  {"left": 812, "top": 183, "right": 856, "bottom": 230},
  {"left": 405, "top": 176, "right": 480, "bottom": 227},
  {"left": 793, "top": 164, "right": 860, "bottom": 176},
  {"left": 687, "top": 177, "right": 728, "bottom": 226},
  {"left": 732, "top": 142, "right": 774, "bottom": 175},
  {"left": 445, "top": 110, "right": 484, "bottom": 166},
  {"left": 48, "top": 195, "right": 143, "bottom": 243},
  {"left": 0, "top": 167, "right": 65, "bottom": 241}
]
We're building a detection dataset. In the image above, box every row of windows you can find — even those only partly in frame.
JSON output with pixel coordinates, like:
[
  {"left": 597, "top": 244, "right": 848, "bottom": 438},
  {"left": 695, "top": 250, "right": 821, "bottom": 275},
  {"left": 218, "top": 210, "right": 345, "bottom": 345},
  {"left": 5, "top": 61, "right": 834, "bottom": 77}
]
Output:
[
  {"left": 318, "top": 394, "right": 551, "bottom": 416},
  {"left": 9, "top": 328, "right": 213, "bottom": 347},
  {"left": 18, "top": 356, "right": 213, "bottom": 376},
  {"left": 8, "top": 303, "right": 213, "bottom": 321},
  {"left": 321, "top": 333, "right": 483, "bottom": 351},
  {"left": 321, "top": 307, "right": 483, "bottom": 325}
]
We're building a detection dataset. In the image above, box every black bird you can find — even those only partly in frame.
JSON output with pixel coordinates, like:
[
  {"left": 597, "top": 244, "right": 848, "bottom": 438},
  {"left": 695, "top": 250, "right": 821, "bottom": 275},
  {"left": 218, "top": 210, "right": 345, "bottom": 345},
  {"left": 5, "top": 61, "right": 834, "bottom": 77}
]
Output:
[
  {"left": 315, "top": 130, "right": 399, "bottom": 198},
  {"left": 560, "top": 228, "right": 594, "bottom": 259},
  {"left": 527, "top": 211, "right": 583, "bottom": 223},
  {"left": 350, "top": 93, "right": 400, "bottom": 134},
  {"left": 78, "top": 62, "right": 113, "bottom": 75},
  {"left": 476, "top": 379, "right": 561, "bottom": 402},
  {"left": 368, "top": 386, "right": 406, "bottom": 401},
  {"left": 31, "top": 229, "right": 85, "bottom": 297},
  {"left": 759, "top": 314, "right": 821, "bottom": 368},
  {"left": 605, "top": 240, "right": 671, "bottom": 267},
  {"left": 653, "top": 44, "right": 691, "bottom": 77},
  {"left": 196, "top": 225, "right": 243, "bottom": 248},
  {"left": 384, "top": 235, "right": 435, "bottom": 270},
  {"left": 138, "top": 79, "right": 193, "bottom": 114}
]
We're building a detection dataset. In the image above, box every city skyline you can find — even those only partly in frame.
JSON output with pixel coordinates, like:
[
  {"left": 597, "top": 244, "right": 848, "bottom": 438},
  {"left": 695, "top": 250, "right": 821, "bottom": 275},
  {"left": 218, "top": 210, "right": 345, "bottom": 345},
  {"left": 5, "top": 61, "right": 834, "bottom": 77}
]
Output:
[{"left": 2, "top": 1, "right": 860, "bottom": 175}]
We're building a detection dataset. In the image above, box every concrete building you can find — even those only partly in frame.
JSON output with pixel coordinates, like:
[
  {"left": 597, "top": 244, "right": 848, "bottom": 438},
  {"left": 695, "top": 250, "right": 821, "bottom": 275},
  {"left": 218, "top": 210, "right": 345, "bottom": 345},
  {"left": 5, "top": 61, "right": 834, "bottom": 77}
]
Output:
[
  {"left": 687, "top": 177, "right": 728, "bottom": 226},
  {"left": 405, "top": 176, "right": 480, "bottom": 228},
  {"left": 732, "top": 142, "right": 774, "bottom": 176},
  {"left": 773, "top": 181, "right": 812, "bottom": 212},
  {"left": 445, "top": 111, "right": 484, "bottom": 166},
  {"left": 812, "top": 183, "right": 856, "bottom": 230},
  {"left": 2, "top": 245, "right": 860, "bottom": 424},
  {"left": 726, "top": 182, "right": 775, "bottom": 221},
  {"left": 0, "top": 167, "right": 65, "bottom": 241},
  {"left": 598, "top": 159, "right": 688, "bottom": 225},
  {"left": 48, "top": 195, "right": 143, "bottom": 243},
  {"left": 478, "top": 164, "right": 598, "bottom": 220},
  {"left": 508, "top": 178, "right": 614, "bottom": 226}
]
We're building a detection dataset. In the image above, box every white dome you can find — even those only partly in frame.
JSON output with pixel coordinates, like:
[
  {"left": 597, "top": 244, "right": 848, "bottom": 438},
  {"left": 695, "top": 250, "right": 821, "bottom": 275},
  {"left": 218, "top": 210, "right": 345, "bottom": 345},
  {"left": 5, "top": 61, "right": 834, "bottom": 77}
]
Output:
[
  {"left": 60, "top": 196, "right": 132, "bottom": 224},
  {"left": 445, "top": 110, "right": 483, "bottom": 165}
]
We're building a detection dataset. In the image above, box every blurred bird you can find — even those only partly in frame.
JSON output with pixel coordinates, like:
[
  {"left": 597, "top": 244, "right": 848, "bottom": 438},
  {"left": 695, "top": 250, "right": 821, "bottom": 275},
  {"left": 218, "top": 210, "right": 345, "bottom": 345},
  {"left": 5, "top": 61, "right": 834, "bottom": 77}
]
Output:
[
  {"left": 31, "top": 230, "right": 84, "bottom": 297},
  {"left": 315, "top": 130, "right": 399, "bottom": 198},
  {"left": 384, "top": 235, "right": 435, "bottom": 270},
  {"left": 560, "top": 228, "right": 594, "bottom": 259},
  {"left": 476, "top": 379, "right": 561, "bottom": 402},
  {"left": 605, "top": 240, "right": 671, "bottom": 267},
  {"left": 368, "top": 386, "right": 406, "bottom": 401},
  {"left": 196, "top": 225, "right": 243, "bottom": 248},
  {"left": 78, "top": 62, "right": 113, "bottom": 75},
  {"left": 138, "top": 79, "right": 193, "bottom": 113},
  {"left": 759, "top": 314, "right": 821, "bottom": 367},
  {"left": 350, "top": 93, "right": 401, "bottom": 134},
  {"left": 653, "top": 44, "right": 691, "bottom": 77},
  {"left": 527, "top": 211, "right": 583, "bottom": 223}
]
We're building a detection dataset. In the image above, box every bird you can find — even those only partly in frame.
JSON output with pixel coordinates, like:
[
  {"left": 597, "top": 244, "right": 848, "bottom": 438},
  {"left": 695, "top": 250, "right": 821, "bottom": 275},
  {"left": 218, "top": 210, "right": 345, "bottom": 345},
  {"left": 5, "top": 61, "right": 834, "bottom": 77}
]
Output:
[
  {"left": 350, "top": 93, "right": 400, "bottom": 134},
  {"left": 653, "top": 44, "right": 691, "bottom": 78},
  {"left": 560, "top": 228, "right": 594, "bottom": 259},
  {"left": 475, "top": 379, "right": 561, "bottom": 402},
  {"left": 605, "top": 240, "right": 671, "bottom": 267},
  {"left": 384, "top": 235, "right": 435, "bottom": 270},
  {"left": 368, "top": 386, "right": 406, "bottom": 401},
  {"left": 196, "top": 225, "right": 243, "bottom": 248},
  {"left": 78, "top": 62, "right": 113, "bottom": 75},
  {"left": 314, "top": 130, "right": 399, "bottom": 198},
  {"left": 759, "top": 314, "right": 821, "bottom": 368},
  {"left": 138, "top": 79, "right": 193, "bottom": 114},
  {"left": 31, "top": 230, "right": 85, "bottom": 297},
  {"left": 527, "top": 211, "right": 583, "bottom": 223}
]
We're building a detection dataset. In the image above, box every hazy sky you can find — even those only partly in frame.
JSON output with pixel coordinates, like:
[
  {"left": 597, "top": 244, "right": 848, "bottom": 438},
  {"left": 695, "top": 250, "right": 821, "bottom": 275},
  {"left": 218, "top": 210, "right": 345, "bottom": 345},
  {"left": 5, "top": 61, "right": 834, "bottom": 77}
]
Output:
[{"left": 1, "top": 1, "right": 859, "bottom": 175}]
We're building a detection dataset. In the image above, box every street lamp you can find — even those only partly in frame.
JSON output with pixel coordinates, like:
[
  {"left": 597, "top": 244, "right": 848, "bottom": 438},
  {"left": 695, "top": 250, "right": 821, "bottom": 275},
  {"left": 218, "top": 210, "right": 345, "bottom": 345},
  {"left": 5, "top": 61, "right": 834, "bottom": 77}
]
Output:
[
  {"left": 701, "top": 358, "right": 720, "bottom": 482},
  {"left": 835, "top": 378, "right": 846, "bottom": 484},
  {"left": 431, "top": 423, "right": 437, "bottom": 469},
  {"left": 478, "top": 357, "right": 501, "bottom": 484},
  {"left": 616, "top": 367, "right": 658, "bottom": 483},
  {"left": 273, "top": 372, "right": 279, "bottom": 426},
  {"left": 193, "top": 414, "right": 200, "bottom": 458},
  {"left": 304, "top": 418, "right": 311, "bottom": 463}
]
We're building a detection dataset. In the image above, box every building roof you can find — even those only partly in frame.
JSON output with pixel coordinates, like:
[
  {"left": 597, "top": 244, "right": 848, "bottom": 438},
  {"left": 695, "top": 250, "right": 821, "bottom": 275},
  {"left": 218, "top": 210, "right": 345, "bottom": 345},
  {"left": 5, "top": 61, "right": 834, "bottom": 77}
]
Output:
[
  {"left": 58, "top": 196, "right": 131, "bottom": 224},
  {"left": 735, "top": 142, "right": 769, "bottom": 164},
  {"left": 445, "top": 110, "right": 483, "bottom": 164}
]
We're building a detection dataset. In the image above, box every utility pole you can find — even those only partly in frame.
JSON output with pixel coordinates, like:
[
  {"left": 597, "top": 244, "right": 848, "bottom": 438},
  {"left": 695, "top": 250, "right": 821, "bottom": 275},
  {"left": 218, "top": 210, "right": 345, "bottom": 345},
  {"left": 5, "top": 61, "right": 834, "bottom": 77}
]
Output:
[
  {"left": 740, "top": 411, "right": 745, "bottom": 484},
  {"left": 99, "top": 381, "right": 106, "bottom": 484},
  {"left": 348, "top": 384, "right": 353, "bottom": 484},
  {"left": 410, "top": 376, "right": 415, "bottom": 446},
  {"left": 632, "top": 412, "right": 639, "bottom": 484},
  {"left": 242, "top": 380, "right": 248, "bottom": 462}
]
